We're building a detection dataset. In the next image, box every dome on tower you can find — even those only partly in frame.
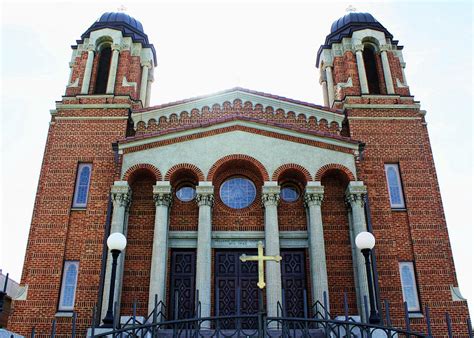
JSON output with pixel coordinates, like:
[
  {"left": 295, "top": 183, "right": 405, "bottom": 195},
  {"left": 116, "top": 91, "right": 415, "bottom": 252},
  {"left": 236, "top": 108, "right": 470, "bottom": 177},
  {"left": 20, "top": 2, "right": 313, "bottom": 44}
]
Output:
[
  {"left": 316, "top": 12, "right": 396, "bottom": 67},
  {"left": 97, "top": 12, "right": 145, "bottom": 33},
  {"left": 330, "top": 12, "right": 378, "bottom": 33},
  {"left": 78, "top": 12, "right": 156, "bottom": 64}
]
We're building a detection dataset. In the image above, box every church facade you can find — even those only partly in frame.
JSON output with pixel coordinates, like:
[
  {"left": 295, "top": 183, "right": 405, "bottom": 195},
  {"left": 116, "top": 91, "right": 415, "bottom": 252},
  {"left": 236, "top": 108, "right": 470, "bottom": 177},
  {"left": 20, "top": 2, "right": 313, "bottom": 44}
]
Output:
[{"left": 9, "top": 11, "right": 470, "bottom": 336}]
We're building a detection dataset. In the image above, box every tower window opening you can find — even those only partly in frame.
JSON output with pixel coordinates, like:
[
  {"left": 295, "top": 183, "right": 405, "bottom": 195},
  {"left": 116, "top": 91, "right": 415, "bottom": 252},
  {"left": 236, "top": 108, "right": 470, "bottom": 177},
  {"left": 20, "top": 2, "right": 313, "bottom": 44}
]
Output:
[
  {"left": 94, "top": 46, "right": 112, "bottom": 94},
  {"left": 363, "top": 45, "right": 381, "bottom": 94}
]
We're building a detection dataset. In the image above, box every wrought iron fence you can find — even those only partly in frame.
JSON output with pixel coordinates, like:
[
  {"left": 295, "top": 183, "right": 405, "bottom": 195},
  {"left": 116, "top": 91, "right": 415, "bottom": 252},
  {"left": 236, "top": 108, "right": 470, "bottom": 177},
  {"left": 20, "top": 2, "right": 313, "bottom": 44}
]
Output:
[{"left": 24, "top": 290, "right": 473, "bottom": 337}]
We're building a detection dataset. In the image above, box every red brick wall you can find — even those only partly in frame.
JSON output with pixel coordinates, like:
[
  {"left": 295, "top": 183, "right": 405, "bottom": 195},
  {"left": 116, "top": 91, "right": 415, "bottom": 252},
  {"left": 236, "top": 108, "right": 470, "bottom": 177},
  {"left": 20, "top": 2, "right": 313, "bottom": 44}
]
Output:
[
  {"left": 321, "top": 170, "right": 358, "bottom": 316},
  {"left": 120, "top": 173, "right": 155, "bottom": 317},
  {"left": 344, "top": 95, "right": 470, "bottom": 334},
  {"left": 8, "top": 97, "right": 129, "bottom": 335}
]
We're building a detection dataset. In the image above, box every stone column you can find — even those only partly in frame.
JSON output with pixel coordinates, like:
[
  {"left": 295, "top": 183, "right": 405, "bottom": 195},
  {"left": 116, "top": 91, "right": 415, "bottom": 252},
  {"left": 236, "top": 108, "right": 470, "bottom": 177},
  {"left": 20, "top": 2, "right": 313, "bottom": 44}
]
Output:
[
  {"left": 345, "top": 181, "right": 370, "bottom": 320},
  {"left": 139, "top": 62, "right": 151, "bottom": 105},
  {"left": 81, "top": 45, "right": 95, "bottom": 94},
  {"left": 106, "top": 44, "right": 121, "bottom": 94},
  {"left": 148, "top": 182, "right": 172, "bottom": 314},
  {"left": 380, "top": 45, "right": 395, "bottom": 94},
  {"left": 319, "top": 73, "right": 329, "bottom": 107},
  {"left": 101, "top": 181, "right": 131, "bottom": 319},
  {"left": 324, "top": 64, "right": 335, "bottom": 107},
  {"left": 304, "top": 182, "right": 329, "bottom": 308},
  {"left": 68, "top": 61, "right": 75, "bottom": 85},
  {"left": 145, "top": 72, "right": 154, "bottom": 108},
  {"left": 262, "top": 182, "right": 282, "bottom": 317},
  {"left": 195, "top": 182, "right": 214, "bottom": 319},
  {"left": 400, "top": 61, "right": 408, "bottom": 86},
  {"left": 355, "top": 45, "right": 369, "bottom": 94}
]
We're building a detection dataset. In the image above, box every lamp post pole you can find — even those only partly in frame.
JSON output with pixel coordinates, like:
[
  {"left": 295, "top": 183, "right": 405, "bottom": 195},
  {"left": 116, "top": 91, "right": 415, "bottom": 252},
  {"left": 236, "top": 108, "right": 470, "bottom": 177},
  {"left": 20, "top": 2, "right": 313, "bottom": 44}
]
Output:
[
  {"left": 355, "top": 231, "right": 381, "bottom": 325},
  {"left": 102, "top": 249, "right": 120, "bottom": 327},
  {"left": 361, "top": 248, "right": 380, "bottom": 324},
  {"left": 101, "top": 233, "right": 127, "bottom": 328}
]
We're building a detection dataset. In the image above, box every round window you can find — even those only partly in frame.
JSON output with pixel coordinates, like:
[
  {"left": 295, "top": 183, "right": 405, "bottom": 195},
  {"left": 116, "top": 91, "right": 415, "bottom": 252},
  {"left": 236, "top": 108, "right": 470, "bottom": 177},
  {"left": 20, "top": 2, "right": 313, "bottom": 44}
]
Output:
[
  {"left": 176, "top": 186, "right": 196, "bottom": 202},
  {"left": 281, "top": 185, "right": 299, "bottom": 202},
  {"left": 220, "top": 177, "right": 256, "bottom": 209}
]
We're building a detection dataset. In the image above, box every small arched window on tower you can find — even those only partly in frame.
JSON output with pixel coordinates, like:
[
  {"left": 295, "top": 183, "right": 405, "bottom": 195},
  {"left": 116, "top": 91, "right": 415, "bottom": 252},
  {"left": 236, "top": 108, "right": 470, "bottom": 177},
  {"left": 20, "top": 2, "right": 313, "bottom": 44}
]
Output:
[
  {"left": 94, "top": 45, "right": 112, "bottom": 94},
  {"left": 363, "top": 45, "right": 381, "bottom": 94}
]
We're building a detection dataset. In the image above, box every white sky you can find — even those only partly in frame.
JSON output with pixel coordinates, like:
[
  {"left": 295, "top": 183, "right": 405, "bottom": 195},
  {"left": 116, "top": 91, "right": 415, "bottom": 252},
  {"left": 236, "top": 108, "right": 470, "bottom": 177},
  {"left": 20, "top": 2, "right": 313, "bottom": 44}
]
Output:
[{"left": 1, "top": 0, "right": 472, "bottom": 312}]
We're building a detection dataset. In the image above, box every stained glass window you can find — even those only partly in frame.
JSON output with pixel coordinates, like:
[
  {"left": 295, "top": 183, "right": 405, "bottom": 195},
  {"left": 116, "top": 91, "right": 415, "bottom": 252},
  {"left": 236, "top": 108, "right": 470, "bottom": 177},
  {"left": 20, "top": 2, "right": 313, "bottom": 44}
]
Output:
[
  {"left": 59, "top": 261, "right": 79, "bottom": 311},
  {"left": 220, "top": 177, "right": 256, "bottom": 209},
  {"left": 176, "top": 186, "right": 196, "bottom": 202},
  {"left": 281, "top": 185, "right": 299, "bottom": 202},
  {"left": 73, "top": 163, "right": 92, "bottom": 208},
  {"left": 384, "top": 164, "right": 405, "bottom": 208},
  {"left": 399, "top": 262, "right": 421, "bottom": 312}
]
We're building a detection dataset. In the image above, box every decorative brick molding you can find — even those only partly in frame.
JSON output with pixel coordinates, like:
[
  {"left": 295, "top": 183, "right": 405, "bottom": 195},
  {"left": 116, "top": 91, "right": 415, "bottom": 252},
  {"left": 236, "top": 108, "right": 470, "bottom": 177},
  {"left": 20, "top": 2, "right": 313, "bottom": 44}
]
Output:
[
  {"left": 272, "top": 163, "right": 312, "bottom": 182},
  {"left": 315, "top": 163, "right": 355, "bottom": 182},
  {"left": 206, "top": 154, "right": 270, "bottom": 182},
  {"left": 122, "top": 163, "right": 162, "bottom": 182},
  {"left": 165, "top": 163, "right": 205, "bottom": 182}
]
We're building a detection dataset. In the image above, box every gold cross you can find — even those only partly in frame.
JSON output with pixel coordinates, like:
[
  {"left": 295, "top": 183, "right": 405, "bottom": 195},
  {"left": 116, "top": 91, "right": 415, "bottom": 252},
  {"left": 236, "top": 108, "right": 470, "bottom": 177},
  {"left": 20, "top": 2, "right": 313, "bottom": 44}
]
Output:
[{"left": 240, "top": 241, "right": 282, "bottom": 289}]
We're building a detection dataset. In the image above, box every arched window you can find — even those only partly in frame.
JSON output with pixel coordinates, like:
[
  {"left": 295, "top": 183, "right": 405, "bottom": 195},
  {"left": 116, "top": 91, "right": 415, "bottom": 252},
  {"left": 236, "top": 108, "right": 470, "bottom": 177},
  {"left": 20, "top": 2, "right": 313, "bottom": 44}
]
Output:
[
  {"left": 59, "top": 261, "right": 79, "bottom": 311},
  {"left": 94, "top": 46, "right": 112, "bottom": 94},
  {"left": 363, "top": 45, "right": 381, "bottom": 94},
  {"left": 399, "top": 262, "right": 421, "bottom": 312},
  {"left": 73, "top": 163, "right": 92, "bottom": 208},
  {"left": 384, "top": 164, "right": 405, "bottom": 209}
]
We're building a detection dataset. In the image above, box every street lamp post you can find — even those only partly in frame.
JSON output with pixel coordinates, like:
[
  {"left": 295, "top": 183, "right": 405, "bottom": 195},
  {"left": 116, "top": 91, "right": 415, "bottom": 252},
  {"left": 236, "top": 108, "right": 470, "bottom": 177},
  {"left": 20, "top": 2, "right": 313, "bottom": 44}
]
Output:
[
  {"left": 102, "top": 232, "right": 127, "bottom": 328},
  {"left": 355, "top": 231, "right": 381, "bottom": 324}
]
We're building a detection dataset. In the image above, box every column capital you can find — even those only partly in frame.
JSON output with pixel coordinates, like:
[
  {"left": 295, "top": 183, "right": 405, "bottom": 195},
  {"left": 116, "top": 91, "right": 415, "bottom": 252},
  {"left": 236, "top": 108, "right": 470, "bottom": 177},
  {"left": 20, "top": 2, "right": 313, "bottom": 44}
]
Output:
[
  {"left": 345, "top": 181, "right": 367, "bottom": 208},
  {"left": 153, "top": 182, "right": 172, "bottom": 207},
  {"left": 354, "top": 44, "right": 364, "bottom": 52},
  {"left": 196, "top": 182, "right": 214, "bottom": 207},
  {"left": 322, "top": 62, "right": 333, "bottom": 70},
  {"left": 262, "top": 182, "right": 280, "bottom": 207},
  {"left": 141, "top": 60, "right": 152, "bottom": 68},
  {"left": 86, "top": 44, "right": 95, "bottom": 52},
  {"left": 111, "top": 181, "right": 132, "bottom": 209},
  {"left": 111, "top": 43, "right": 122, "bottom": 52},
  {"left": 380, "top": 44, "right": 391, "bottom": 52},
  {"left": 305, "top": 182, "right": 324, "bottom": 207}
]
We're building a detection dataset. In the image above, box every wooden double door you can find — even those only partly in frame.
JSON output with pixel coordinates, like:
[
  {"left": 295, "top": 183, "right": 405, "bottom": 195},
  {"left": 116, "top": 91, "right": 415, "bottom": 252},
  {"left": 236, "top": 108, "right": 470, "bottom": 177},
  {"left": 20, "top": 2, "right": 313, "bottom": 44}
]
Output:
[
  {"left": 168, "top": 249, "right": 308, "bottom": 323},
  {"left": 215, "top": 249, "right": 308, "bottom": 320}
]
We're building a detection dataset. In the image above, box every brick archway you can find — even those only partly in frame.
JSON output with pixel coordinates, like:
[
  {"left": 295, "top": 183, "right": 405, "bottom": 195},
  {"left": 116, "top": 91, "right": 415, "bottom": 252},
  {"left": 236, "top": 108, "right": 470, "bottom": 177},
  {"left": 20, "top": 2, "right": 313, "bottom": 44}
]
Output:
[
  {"left": 122, "top": 163, "right": 162, "bottom": 182},
  {"left": 165, "top": 163, "right": 205, "bottom": 182},
  {"left": 206, "top": 154, "right": 270, "bottom": 181},
  {"left": 315, "top": 164, "right": 355, "bottom": 182},
  {"left": 272, "top": 163, "right": 312, "bottom": 182}
]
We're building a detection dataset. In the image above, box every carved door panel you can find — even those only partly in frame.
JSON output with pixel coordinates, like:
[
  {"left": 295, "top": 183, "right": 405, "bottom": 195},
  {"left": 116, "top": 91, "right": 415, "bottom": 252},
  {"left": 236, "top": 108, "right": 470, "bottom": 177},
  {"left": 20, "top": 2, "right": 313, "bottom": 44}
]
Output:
[
  {"left": 169, "top": 250, "right": 196, "bottom": 320},
  {"left": 215, "top": 250, "right": 258, "bottom": 328},
  {"left": 281, "top": 250, "right": 307, "bottom": 317}
]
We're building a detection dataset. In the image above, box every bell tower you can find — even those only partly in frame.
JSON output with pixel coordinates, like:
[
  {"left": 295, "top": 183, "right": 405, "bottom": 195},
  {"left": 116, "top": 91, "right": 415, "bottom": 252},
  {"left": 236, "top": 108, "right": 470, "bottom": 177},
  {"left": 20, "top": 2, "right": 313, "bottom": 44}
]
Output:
[
  {"left": 8, "top": 12, "right": 157, "bottom": 335},
  {"left": 316, "top": 12, "right": 470, "bottom": 334},
  {"left": 317, "top": 12, "right": 409, "bottom": 107},
  {"left": 66, "top": 12, "right": 156, "bottom": 106}
]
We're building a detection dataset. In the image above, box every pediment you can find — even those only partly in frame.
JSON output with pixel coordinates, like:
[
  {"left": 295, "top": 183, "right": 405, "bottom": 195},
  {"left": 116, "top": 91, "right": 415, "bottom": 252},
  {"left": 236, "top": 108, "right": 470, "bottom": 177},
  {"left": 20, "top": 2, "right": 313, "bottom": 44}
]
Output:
[
  {"left": 118, "top": 116, "right": 359, "bottom": 154},
  {"left": 131, "top": 87, "right": 345, "bottom": 130}
]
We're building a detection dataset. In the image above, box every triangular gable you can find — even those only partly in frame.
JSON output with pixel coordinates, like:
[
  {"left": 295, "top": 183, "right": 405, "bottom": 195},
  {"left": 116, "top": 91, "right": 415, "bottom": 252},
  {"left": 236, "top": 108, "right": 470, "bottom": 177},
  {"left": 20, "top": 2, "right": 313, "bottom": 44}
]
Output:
[
  {"left": 131, "top": 87, "right": 345, "bottom": 130},
  {"left": 119, "top": 116, "right": 360, "bottom": 155}
]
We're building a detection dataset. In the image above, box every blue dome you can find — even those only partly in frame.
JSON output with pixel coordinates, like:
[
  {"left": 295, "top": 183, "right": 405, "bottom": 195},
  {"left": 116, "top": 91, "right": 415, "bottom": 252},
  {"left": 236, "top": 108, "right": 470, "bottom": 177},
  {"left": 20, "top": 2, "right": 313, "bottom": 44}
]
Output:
[
  {"left": 97, "top": 12, "right": 144, "bottom": 33},
  {"left": 79, "top": 12, "right": 156, "bottom": 64},
  {"left": 330, "top": 12, "right": 378, "bottom": 33},
  {"left": 316, "top": 12, "right": 396, "bottom": 67}
]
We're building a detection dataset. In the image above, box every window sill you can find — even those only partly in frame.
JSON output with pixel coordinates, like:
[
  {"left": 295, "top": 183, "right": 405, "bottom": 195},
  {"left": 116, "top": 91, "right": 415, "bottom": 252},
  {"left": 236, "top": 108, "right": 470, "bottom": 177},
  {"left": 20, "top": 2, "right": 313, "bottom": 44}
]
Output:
[
  {"left": 408, "top": 312, "right": 424, "bottom": 319},
  {"left": 70, "top": 207, "right": 86, "bottom": 211},
  {"left": 391, "top": 208, "right": 407, "bottom": 212},
  {"left": 55, "top": 311, "right": 74, "bottom": 317}
]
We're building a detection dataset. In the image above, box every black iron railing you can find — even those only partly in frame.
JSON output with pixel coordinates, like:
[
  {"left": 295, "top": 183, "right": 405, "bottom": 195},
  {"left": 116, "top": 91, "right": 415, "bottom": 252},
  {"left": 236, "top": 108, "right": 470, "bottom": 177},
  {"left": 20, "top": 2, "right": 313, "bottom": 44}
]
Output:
[{"left": 24, "top": 290, "right": 473, "bottom": 337}]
